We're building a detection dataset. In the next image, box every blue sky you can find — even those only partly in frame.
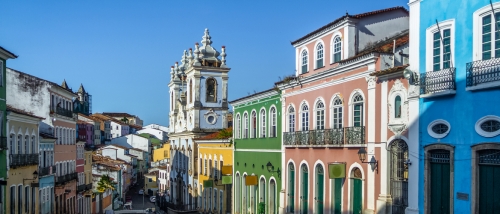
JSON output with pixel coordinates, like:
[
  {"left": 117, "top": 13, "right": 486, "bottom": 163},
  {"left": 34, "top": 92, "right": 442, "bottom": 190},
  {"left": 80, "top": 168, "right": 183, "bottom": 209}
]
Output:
[{"left": 1, "top": 0, "right": 407, "bottom": 126}]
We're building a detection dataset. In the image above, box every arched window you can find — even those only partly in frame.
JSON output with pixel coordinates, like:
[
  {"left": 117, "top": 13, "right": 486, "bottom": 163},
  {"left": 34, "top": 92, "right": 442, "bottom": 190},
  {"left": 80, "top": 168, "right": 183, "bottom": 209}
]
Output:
[
  {"left": 333, "top": 36, "right": 342, "bottom": 63},
  {"left": 316, "top": 101, "right": 325, "bottom": 130},
  {"left": 332, "top": 97, "right": 343, "bottom": 129},
  {"left": 17, "top": 134, "right": 22, "bottom": 154},
  {"left": 353, "top": 94, "right": 364, "bottom": 127},
  {"left": 301, "top": 104, "right": 309, "bottom": 131},
  {"left": 24, "top": 135, "right": 29, "bottom": 154},
  {"left": 316, "top": 43, "right": 324, "bottom": 68},
  {"left": 301, "top": 51, "right": 308, "bottom": 74},
  {"left": 189, "top": 79, "right": 193, "bottom": 103},
  {"left": 288, "top": 107, "right": 295, "bottom": 132},
  {"left": 270, "top": 107, "right": 277, "bottom": 137},
  {"left": 235, "top": 173, "right": 241, "bottom": 212},
  {"left": 251, "top": 111, "right": 257, "bottom": 138},
  {"left": 243, "top": 113, "right": 248, "bottom": 138},
  {"left": 260, "top": 177, "right": 266, "bottom": 206},
  {"left": 9, "top": 134, "right": 15, "bottom": 155},
  {"left": 206, "top": 78, "right": 217, "bottom": 102},
  {"left": 260, "top": 109, "right": 266, "bottom": 138},
  {"left": 395, "top": 96, "right": 402, "bottom": 118},
  {"left": 235, "top": 114, "right": 240, "bottom": 139}
]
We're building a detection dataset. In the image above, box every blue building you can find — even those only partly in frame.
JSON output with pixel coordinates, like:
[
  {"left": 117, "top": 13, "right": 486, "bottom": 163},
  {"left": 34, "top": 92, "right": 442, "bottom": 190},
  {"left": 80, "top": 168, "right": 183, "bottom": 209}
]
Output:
[
  {"left": 409, "top": 0, "right": 500, "bottom": 213},
  {"left": 39, "top": 133, "right": 56, "bottom": 214}
]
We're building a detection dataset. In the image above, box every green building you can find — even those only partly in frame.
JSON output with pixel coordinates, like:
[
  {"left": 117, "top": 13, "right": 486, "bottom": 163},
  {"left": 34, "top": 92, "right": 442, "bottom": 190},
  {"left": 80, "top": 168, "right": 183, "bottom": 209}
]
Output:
[
  {"left": 0, "top": 46, "right": 17, "bottom": 213},
  {"left": 230, "top": 88, "right": 282, "bottom": 214}
]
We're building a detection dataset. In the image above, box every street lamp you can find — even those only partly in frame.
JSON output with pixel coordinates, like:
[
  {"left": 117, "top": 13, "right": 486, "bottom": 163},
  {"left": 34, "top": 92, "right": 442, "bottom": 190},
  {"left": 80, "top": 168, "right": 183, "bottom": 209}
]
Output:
[
  {"left": 357, "top": 147, "right": 378, "bottom": 172},
  {"left": 23, "top": 170, "right": 38, "bottom": 185},
  {"left": 266, "top": 161, "right": 281, "bottom": 178}
]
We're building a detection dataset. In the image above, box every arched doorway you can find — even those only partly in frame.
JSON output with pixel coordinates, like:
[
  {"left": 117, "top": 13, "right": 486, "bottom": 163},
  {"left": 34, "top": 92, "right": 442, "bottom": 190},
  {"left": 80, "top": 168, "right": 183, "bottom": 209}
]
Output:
[
  {"left": 301, "top": 164, "right": 308, "bottom": 214},
  {"left": 315, "top": 164, "right": 324, "bottom": 214},
  {"left": 390, "top": 140, "right": 409, "bottom": 214},
  {"left": 259, "top": 177, "right": 266, "bottom": 212},
  {"left": 269, "top": 179, "right": 276, "bottom": 214},
  {"left": 288, "top": 163, "right": 295, "bottom": 213},
  {"left": 350, "top": 167, "right": 362, "bottom": 214}
]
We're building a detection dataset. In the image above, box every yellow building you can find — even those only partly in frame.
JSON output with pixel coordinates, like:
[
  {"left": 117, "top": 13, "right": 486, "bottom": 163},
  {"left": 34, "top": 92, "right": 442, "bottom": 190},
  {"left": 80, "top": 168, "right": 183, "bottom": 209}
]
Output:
[
  {"left": 152, "top": 142, "right": 170, "bottom": 163},
  {"left": 144, "top": 171, "right": 158, "bottom": 196},
  {"left": 194, "top": 128, "right": 233, "bottom": 214},
  {"left": 6, "top": 106, "right": 44, "bottom": 214}
]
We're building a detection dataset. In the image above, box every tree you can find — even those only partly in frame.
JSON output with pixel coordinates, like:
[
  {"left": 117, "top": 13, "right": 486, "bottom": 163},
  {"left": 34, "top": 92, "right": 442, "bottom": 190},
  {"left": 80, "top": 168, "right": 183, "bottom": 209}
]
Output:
[{"left": 96, "top": 174, "right": 116, "bottom": 193}]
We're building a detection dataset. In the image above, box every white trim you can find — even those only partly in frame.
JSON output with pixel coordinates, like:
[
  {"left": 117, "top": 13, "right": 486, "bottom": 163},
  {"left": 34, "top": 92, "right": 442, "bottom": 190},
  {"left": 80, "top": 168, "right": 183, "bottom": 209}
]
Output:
[
  {"left": 259, "top": 175, "right": 267, "bottom": 208},
  {"left": 330, "top": 32, "right": 343, "bottom": 64},
  {"left": 250, "top": 110, "right": 257, "bottom": 139},
  {"left": 259, "top": 107, "right": 267, "bottom": 138},
  {"left": 233, "top": 149, "right": 281, "bottom": 152},
  {"left": 313, "top": 97, "right": 326, "bottom": 130},
  {"left": 292, "top": 20, "right": 349, "bottom": 48},
  {"left": 425, "top": 19, "right": 455, "bottom": 71},
  {"left": 285, "top": 159, "right": 296, "bottom": 213},
  {"left": 347, "top": 162, "right": 365, "bottom": 214},
  {"left": 300, "top": 48, "right": 310, "bottom": 74},
  {"left": 268, "top": 177, "right": 278, "bottom": 214},
  {"left": 475, "top": 115, "right": 500, "bottom": 137},
  {"left": 348, "top": 89, "right": 366, "bottom": 127},
  {"left": 473, "top": 2, "right": 500, "bottom": 61},
  {"left": 427, "top": 119, "right": 451, "bottom": 139},
  {"left": 314, "top": 40, "right": 326, "bottom": 69},
  {"left": 287, "top": 104, "right": 296, "bottom": 133},
  {"left": 299, "top": 101, "right": 310, "bottom": 131},
  {"left": 269, "top": 105, "right": 278, "bottom": 138},
  {"left": 298, "top": 160, "right": 310, "bottom": 214},
  {"left": 312, "top": 160, "right": 326, "bottom": 214}
]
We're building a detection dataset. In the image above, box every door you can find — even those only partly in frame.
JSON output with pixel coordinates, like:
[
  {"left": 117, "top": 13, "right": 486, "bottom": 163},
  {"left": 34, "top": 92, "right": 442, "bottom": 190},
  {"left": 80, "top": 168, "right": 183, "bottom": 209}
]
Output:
[
  {"left": 316, "top": 165, "right": 324, "bottom": 214},
  {"left": 478, "top": 149, "right": 500, "bottom": 213},
  {"left": 301, "top": 164, "right": 308, "bottom": 214},
  {"left": 332, "top": 178, "right": 342, "bottom": 214},
  {"left": 429, "top": 150, "right": 450, "bottom": 214},
  {"left": 351, "top": 168, "right": 362, "bottom": 214},
  {"left": 390, "top": 140, "right": 409, "bottom": 214},
  {"left": 288, "top": 164, "right": 295, "bottom": 213}
]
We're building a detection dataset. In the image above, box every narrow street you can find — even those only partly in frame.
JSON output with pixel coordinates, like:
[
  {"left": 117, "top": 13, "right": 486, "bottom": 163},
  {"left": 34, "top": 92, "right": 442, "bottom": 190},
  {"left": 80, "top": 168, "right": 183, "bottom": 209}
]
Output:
[{"left": 124, "top": 177, "right": 156, "bottom": 211}]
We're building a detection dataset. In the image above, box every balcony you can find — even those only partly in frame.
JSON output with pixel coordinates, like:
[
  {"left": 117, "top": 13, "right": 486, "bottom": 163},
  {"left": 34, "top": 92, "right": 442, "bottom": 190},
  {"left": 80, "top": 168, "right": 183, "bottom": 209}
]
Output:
[
  {"left": 39, "top": 165, "right": 55, "bottom": 177},
  {"left": 77, "top": 184, "right": 86, "bottom": 192},
  {"left": 0, "top": 137, "right": 7, "bottom": 149},
  {"left": 466, "top": 58, "right": 500, "bottom": 91},
  {"left": 85, "top": 183, "right": 92, "bottom": 191},
  {"left": 284, "top": 127, "right": 363, "bottom": 147},
  {"left": 56, "top": 172, "right": 78, "bottom": 185},
  {"left": 10, "top": 154, "right": 39, "bottom": 167},
  {"left": 56, "top": 107, "right": 74, "bottom": 118},
  {"left": 420, "top": 67, "right": 456, "bottom": 98}
]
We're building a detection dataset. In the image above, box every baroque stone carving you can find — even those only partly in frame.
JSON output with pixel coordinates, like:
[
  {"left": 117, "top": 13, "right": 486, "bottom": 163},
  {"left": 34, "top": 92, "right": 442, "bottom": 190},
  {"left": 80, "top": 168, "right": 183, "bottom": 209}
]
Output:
[
  {"left": 388, "top": 79, "right": 409, "bottom": 135},
  {"left": 365, "top": 76, "right": 377, "bottom": 89}
]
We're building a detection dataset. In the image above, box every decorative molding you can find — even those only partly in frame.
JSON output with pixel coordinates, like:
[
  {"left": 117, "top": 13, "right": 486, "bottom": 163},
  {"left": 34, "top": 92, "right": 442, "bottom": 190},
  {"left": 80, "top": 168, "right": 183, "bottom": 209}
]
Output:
[
  {"left": 365, "top": 76, "right": 377, "bottom": 90},
  {"left": 387, "top": 79, "right": 409, "bottom": 136},
  {"left": 427, "top": 119, "right": 451, "bottom": 139},
  {"left": 475, "top": 115, "right": 500, "bottom": 138}
]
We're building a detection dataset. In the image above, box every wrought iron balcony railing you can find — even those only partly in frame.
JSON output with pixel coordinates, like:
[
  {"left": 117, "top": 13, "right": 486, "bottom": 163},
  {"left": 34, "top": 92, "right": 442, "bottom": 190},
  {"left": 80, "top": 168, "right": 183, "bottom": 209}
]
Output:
[
  {"left": 77, "top": 184, "right": 86, "bottom": 192},
  {"left": 56, "top": 107, "right": 74, "bottom": 118},
  {"left": 420, "top": 67, "right": 456, "bottom": 95},
  {"left": 0, "top": 137, "right": 7, "bottom": 149},
  {"left": 10, "top": 154, "right": 39, "bottom": 167},
  {"left": 283, "top": 128, "right": 348, "bottom": 146},
  {"left": 344, "top": 126, "right": 365, "bottom": 145},
  {"left": 85, "top": 183, "right": 92, "bottom": 190},
  {"left": 56, "top": 172, "right": 78, "bottom": 185},
  {"left": 39, "top": 165, "right": 55, "bottom": 177},
  {"left": 466, "top": 58, "right": 500, "bottom": 87}
]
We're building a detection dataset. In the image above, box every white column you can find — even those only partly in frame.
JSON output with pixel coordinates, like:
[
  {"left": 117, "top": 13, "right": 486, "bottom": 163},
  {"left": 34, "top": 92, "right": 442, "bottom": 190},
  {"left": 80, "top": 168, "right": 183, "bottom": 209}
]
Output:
[
  {"left": 377, "top": 80, "right": 391, "bottom": 214},
  {"left": 366, "top": 76, "right": 377, "bottom": 213},
  {"left": 279, "top": 96, "right": 286, "bottom": 214}
]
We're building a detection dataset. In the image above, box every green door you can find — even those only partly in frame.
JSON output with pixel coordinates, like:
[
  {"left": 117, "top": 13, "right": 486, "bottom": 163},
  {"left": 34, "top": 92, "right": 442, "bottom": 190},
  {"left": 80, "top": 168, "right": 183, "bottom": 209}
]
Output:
[
  {"left": 352, "top": 178, "right": 362, "bottom": 214},
  {"left": 478, "top": 149, "right": 500, "bottom": 213},
  {"left": 316, "top": 172, "right": 324, "bottom": 214},
  {"left": 301, "top": 166, "right": 308, "bottom": 214},
  {"left": 289, "top": 166, "right": 295, "bottom": 213},
  {"left": 430, "top": 150, "right": 450, "bottom": 214},
  {"left": 333, "top": 178, "right": 342, "bottom": 214}
]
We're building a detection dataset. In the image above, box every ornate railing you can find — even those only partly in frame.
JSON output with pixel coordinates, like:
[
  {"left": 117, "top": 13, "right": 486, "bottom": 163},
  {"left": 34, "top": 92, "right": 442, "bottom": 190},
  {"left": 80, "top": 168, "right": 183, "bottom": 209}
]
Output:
[
  {"left": 85, "top": 183, "right": 93, "bottom": 190},
  {"left": 39, "top": 165, "right": 54, "bottom": 177},
  {"left": 284, "top": 128, "right": 346, "bottom": 146},
  {"left": 56, "top": 172, "right": 78, "bottom": 185},
  {"left": 344, "top": 126, "right": 365, "bottom": 145},
  {"left": 466, "top": 58, "right": 500, "bottom": 87},
  {"left": 0, "top": 137, "right": 7, "bottom": 149},
  {"left": 77, "top": 184, "right": 86, "bottom": 192},
  {"left": 420, "top": 67, "right": 456, "bottom": 95},
  {"left": 10, "top": 154, "right": 39, "bottom": 167},
  {"left": 56, "top": 107, "right": 74, "bottom": 118}
]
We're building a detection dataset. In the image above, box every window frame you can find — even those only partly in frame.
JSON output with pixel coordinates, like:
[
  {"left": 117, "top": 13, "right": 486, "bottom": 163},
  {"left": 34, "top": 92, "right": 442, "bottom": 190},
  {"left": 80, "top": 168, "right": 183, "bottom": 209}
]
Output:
[
  {"left": 315, "top": 100, "right": 325, "bottom": 130},
  {"left": 288, "top": 106, "right": 295, "bottom": 133},
  {"left": 301, "top": 50, "right": 308, "bottom": 74},
  {"left": 270, "top": 107, "right": 277, "bottom": 137},
  {"left": 300, "top": 104, "right": 309, "bottom": 131},
  {"left": 250, "top": 111, "right": 257, "bottom": 138},
  {"left": 206, "top": 77, "right": 218, "bottom": 103},
  {"left": 474, "top": 3, "right": 500, "bottom": 61},
  {"left": 315, "top": 43, "right": 324, "bottom": 69},
  {"left": 351, "top": 94, "right": 364, "bottom": 127},
  {"left": 243, "top": 112, "right": 249, "bottom": 139},
  {"left": 260, "top": 108, "right": 266, "bottom": 138},
  {"left": 331, "top": 97, "right": 343, "bottom": 129},
  {"left": 425, "top": 19, "right": 455, "bottom": 71},
  {"left": 332, "top": 36, "right": 342, "bottom": 63}
]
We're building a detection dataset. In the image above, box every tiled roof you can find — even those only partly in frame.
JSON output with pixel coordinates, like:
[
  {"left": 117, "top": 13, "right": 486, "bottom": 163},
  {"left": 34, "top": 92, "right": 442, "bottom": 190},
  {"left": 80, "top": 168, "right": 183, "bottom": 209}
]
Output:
[
  {"left": 39, "top": 132, "right": 57, "bottom": 140},
  {"left": 195, "top": 127, "right": 232, "bottom": 140},
  {"left": 370, "top": 64, "right": 409, "bottom": 77},
  {"left": 291, "top": 6, "right": 408, "bottom": 45},
  {"left": 102, "top": 112, "right": 134, "bottom": 118},
  {"left": 7, "top": 105, "right": 45, "bottom": 119}
]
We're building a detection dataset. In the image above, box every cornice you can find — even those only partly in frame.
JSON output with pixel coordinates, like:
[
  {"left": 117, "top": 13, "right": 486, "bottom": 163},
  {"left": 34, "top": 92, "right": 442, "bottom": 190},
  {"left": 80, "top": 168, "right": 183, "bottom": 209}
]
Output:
[
  {"left": 292, "top": 19, "right": 350, "bottom": 48},
  {"left": 230, "top": 90, "right": 279, "bottom": 107}
]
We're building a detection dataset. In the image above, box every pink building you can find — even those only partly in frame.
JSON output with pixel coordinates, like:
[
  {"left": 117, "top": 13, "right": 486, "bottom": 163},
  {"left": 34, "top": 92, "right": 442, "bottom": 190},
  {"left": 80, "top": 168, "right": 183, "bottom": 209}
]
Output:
[{"left": 277, "top": 7, "right": 412, "bottom": 214}]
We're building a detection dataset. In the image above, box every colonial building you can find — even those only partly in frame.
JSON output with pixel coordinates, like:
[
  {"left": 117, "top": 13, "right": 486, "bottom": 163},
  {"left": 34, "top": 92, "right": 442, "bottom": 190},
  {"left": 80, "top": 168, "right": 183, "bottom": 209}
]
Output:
[
  {"left": 167, "top": 28, "right": 230, "bottom": 211},
  {"left": 73, "top": 84, "right": 92, "bottom": 116},
  {"left": 0, "top": 46, "right": 17, "bottom": 214},
  {"left": 6, "top": 105, "right": 44, "bottom": 214},
  {"left": 230, "top": 88, "right": 282, "bottom": 214},
  {"left": 194, "top": 128, "right": 233, "bottom": 214},
  {"left": 102, "top": 112, "right": 143, "bottom": 127},
  {"left": 276, "top": 7, "right": 409, "bottom": 214},
  {"left": 39, "top": 132, "right": 56, "bottom": 214}
]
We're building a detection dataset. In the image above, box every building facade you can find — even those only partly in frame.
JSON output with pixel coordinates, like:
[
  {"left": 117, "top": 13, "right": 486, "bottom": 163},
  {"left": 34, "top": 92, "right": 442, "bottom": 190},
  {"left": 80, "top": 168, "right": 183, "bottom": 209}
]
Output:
[
  {"left": 167, "top": 28, "right": 230, "bottom": 211},
  {"left": 277, "top": 7, "right": 409, "bottom": 214},
  {"left": 409, "top": 0, "right": 500, "bottom": 213},
  {"left": 39, "top": 133, "right": 56, "bottom": 214},
  {"left": 73, "top": 84, "right": 92, "bottom": 116},
  {"left": 230, "top": 89, "right": 282, "bottom": 214}
]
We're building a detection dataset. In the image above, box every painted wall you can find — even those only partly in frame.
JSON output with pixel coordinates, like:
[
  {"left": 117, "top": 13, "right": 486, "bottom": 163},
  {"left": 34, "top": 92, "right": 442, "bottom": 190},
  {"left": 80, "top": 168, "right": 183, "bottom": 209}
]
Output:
[{"left": 6, "top": 165, "right": 40, "bottom": 214}]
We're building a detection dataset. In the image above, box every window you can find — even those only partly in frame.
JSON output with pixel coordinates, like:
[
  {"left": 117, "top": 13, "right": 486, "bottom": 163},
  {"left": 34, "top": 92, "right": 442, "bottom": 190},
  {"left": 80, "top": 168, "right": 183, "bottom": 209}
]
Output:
[
  {"left": 235, "top": 114, "right": 240, "bottom": 139},
  {"left": 9, "top": 134, "right": 14, "bottom": 155},
  {"left": 475, "top": 115, "right": 500, "bottom": 137},
  {"left": 17, "top": 135, "right": 22, "bottom": 154},
  {"left": 251, "top": 111, "right": 256, "bottom": 138},
  {"left": 301, "top": 104, "right": 309, "bottom": 131},
  {"left": 301, "top": 50, "right": 308, "bottom": 74},
  {"left": 333, "top": 36, "right": 342, "bottom": 63},
  {"left": 260, "top": 109, "right": 266, "bottom": 138},
  {"left": 432, "top": 29, "right": 451, "bottom": 71},
  {"left": 206, "top": 78, "right": 217, "bottom": 102},
  {"left": 352, "top": 94, "right": 363, "bottom": 127},
  {"left": 18, "top": 185, "right": 22, "bottom": 214},
  {"left": 189, "top": 79, "right": 193, "bottom": 103},
  {"left": 332, "top": 97, "right": 343, "bottom": 129},
  {"left": 316, "top": 43, "right": 324, "bottom": 68},
  {"left": 214, "top": 160, "right": 218, "bottom": 179},
  {"left": 204, "top": 159, "right": 207, "bottom": 175},
  {"left": 482, "top": 12, "right": 500, "bottom": 60},
  {"left": 427, "top": 119, "right": 451, "bottom": 139},
  {"left": 288, "top": 107, "right": 295, "bottom": 132},
  {"left": 316, "top": 101, "right": 325, "bottom": 130},
  {"left": 243, "top": 113, "right": 248, "bottom": 138},
  {"left": 270, "top": 107, "right": 277, "bottom": 137},
  {"left": 25, "top": 186, "right": 29, "bottom": 213},
  {"left": 395, "top": 96, "right": 402, "bottom": 118},
  {"left": 10, "top": 186, "right": 15, "bottom": 214},
  {"left": 24, "top": 136, "right": 28, "bottom": 154}
]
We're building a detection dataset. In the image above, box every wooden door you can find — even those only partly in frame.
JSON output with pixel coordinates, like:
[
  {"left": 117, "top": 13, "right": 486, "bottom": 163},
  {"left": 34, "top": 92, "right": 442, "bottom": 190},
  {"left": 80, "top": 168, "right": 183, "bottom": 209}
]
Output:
[
  {"left": 316, "top": 171, "right": 324, "bottom": 214},
  {"left": 430, "top": 150, "right": 450, "bottom": 214},
  {"left": 351, "top": 167, "right": 362, "bottom": 214},
  {"left": 333, "top": 178, "right": 342, "bottom": 214},
  {"left": 478, "top": 149, "right": 500, "bottom": 213},
  {"left": 301, "top": 165, "right": 308, "bottom": 214}
]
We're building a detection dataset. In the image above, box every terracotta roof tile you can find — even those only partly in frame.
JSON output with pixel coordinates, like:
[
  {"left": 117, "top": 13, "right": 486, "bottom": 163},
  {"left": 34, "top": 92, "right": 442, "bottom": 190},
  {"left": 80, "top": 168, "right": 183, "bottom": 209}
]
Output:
[
  {"left": 370, "top": 64, "right": 409, "bottom": 76},
  {"left": 195, "top": 127, "right": 232, "bottom": 140}
]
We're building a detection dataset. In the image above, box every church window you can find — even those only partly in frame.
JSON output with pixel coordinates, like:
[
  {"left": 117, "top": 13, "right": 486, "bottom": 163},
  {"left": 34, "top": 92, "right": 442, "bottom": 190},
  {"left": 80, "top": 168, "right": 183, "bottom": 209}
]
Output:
[
  {"left": 189, "top": 79, "right": 193, "bottom": 103},
  {"left": 206, "top": 78, "right": 217, "bottom": 102}
]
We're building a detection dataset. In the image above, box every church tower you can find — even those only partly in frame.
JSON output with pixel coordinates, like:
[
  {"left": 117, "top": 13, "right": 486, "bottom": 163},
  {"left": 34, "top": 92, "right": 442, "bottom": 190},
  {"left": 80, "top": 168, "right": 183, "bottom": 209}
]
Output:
[{"left": 167, "top": 29, "right": 230, "bottom": 208}]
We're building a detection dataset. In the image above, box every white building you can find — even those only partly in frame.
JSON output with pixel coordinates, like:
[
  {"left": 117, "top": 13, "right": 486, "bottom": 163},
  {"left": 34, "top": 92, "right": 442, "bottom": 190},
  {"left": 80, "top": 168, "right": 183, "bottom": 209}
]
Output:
[
  {"left": 137, "top": 127, "right": 168, "bottom": 142},
  {"left": 143, "top": 124, "right": 169, "bottom": 133}
]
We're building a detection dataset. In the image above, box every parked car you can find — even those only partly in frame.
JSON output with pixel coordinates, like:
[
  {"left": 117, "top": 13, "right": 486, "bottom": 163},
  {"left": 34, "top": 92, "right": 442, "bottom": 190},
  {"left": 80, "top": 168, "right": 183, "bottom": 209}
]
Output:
[
  {"left": 149, "top": 196, "right": 155, "bottom": 203},
  {"left": 138, "top": 189, "right": 144, "bottom": 195}
]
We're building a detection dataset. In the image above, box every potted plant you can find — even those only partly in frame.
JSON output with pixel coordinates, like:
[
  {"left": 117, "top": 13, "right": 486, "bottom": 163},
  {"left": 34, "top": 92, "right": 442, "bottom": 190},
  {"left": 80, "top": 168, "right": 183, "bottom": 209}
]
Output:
[{"left": 258, "top": 202, "right": 266, "bottom": 214}]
